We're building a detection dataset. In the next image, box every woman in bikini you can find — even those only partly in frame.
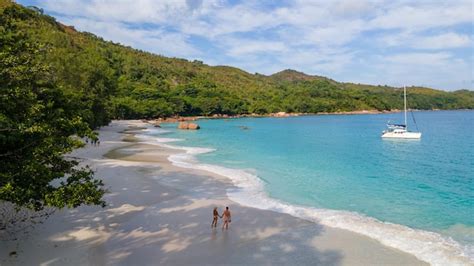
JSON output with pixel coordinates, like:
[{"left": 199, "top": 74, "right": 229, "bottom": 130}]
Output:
[{"left": 211, "top": 207, "right": 222, "bottom": 228}]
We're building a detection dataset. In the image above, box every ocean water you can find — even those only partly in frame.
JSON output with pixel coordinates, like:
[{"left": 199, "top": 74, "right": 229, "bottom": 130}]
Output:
[{"left": 142, "top": 110, "right": 474, "bottom": 265}]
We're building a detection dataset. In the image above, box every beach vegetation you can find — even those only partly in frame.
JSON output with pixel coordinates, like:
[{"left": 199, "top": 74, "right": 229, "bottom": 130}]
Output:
[{"left": 0, "top": 4, "right": 106, "bottom": 210}]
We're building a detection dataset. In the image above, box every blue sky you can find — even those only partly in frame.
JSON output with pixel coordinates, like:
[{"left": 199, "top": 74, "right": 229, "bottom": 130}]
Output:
[{"left": 18, "top": 0, "right": 473, "bottom": 91}]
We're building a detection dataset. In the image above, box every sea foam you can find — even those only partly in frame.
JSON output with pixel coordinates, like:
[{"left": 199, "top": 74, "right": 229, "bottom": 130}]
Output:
[{"left": 138, "top": 129, "right": 473, "bottom": 266}]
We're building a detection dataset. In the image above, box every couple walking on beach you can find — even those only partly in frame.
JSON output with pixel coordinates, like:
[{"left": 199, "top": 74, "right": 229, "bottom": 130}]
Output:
[{"left": 212, "top": 206, "right": 231, "bottom": 230}]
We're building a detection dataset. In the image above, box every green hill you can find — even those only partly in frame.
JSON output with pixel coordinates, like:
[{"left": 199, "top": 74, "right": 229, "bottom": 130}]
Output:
[{"left": 2, "top": 0, "right": 473, "bottom": 127}]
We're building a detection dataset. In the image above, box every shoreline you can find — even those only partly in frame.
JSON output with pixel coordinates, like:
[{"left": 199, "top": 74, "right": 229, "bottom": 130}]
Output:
[
  {"left": 0, "top": 120, "right": 433, "bottom": 265},
  {"left": 149, "top": 109, "right": 473, "bottom": 124},
  {"left": 151, "top": 110, "right": 397, "bottom": 123}
]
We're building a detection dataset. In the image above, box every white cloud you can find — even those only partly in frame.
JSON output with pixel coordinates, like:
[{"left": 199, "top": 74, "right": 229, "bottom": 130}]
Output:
[
  {"left": 417, "top": 33, "right": 472, "bottom": 49},
  {"left": 222, "top": 39, "right": 287, "bottom": 57},
  {"left": 332, "top": 0, "right": 375, "bottom": 18},
  {"left": 367, "top": 52, "right": 472, "bottom": 89},
  {"left": 385, "top": 52, "right": 453, "bottom": 65},
  {"left": 382, "top": 32, "right": 472, "bottom": 50},
  {"left": 41, "top": 0, "right": 474, "bottom": 44},
  {"left": 42, "top": 0, "right": 191, "bottom": 24},
  {"left": 301, "top": 20, "right": 365, "bottom": 46},
  {"left": 61, "top": 17, "right": 200, "bottom": 57},
  {"left": 368, "top": 3, "right": 473, "bottom": 31},
  {"left": 208, "top": 4, "right": 280, "bottom": 36}
]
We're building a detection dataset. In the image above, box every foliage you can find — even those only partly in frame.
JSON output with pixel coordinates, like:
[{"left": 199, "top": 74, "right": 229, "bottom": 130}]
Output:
[{"left": 0, "top": 3, "right": 105, "bottom": 210}]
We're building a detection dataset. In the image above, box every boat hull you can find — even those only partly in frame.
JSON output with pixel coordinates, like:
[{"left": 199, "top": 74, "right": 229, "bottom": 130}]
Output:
[{"left": 381, "top": 131, "right": 422, "bottom": 139}]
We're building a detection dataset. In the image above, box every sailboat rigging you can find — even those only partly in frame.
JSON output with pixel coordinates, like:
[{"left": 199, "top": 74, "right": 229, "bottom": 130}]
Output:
[{"left": 381, "top": 86, "right": 422, "bottom": 139}]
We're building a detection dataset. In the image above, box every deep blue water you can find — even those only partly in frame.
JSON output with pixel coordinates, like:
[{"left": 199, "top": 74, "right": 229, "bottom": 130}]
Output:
[{"left": 156, "top": 111, "right": 474, "bottom": 248}]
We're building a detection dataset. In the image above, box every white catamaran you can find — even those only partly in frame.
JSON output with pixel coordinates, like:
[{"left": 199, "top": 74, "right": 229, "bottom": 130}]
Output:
[{"left": 382, "top": 86, "right": 422, "bottom": 139}]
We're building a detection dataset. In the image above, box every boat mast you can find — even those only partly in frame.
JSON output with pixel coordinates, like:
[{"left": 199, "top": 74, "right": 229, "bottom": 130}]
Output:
[{"left": 404, "top": 86, "right": 407, "bottom": 130}]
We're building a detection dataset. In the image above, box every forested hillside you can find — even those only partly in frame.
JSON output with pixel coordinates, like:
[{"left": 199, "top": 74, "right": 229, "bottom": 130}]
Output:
[{"left": 2, "top": 0, "right": 474, "bottom": 126}]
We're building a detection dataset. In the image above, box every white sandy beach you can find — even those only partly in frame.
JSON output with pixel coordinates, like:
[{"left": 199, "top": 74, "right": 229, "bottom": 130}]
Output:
[{"left": 0, "top": 120, "right": 428, "bottom": 265}]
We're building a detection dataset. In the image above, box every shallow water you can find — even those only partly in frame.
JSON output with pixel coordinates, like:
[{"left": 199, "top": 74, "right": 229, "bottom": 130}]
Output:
[{"left": 145, "top": 110, "right": 474, "bottom": 264}]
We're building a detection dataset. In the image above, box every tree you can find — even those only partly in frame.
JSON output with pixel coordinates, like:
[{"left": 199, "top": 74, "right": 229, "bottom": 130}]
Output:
[{"left": 0, "top": 5, "right": 105, "bottom": 211}]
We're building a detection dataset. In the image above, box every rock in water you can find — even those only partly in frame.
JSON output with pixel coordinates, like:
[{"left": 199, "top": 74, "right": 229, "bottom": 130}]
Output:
[
  {"left": 187, "top": 123, "right": 200, "bottom": 130},
  {"left": 178, "top": 122, "right": 200, "bottom": 130},
  {"left": 178, "top": 122, "right": 188, "bottom": 129}
]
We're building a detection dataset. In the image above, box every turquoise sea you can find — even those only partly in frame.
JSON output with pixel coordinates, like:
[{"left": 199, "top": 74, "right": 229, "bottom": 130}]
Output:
[{"left": 143, "top": 110, "right": 474, "bottom": 264}]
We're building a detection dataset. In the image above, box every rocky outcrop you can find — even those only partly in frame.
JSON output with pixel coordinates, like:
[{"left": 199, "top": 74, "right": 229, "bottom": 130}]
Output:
[
  {"left": 178, "top": 122, "right": 200, "bottom": 130},
  {"left": 269, "top": 112, "right": 301, "bottom": 117},
  {"left": 187, "top": 123, "right": 200, "bottom": 130},
  {"left": 147, "top": 120, "right": 161, "bottom": 127},
  {"left": 273, "top": 111, "right": 290, "bottom": 117}
]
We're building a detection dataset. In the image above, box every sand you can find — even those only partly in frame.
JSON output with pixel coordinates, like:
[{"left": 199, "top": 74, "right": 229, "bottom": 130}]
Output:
[{"left": 0, "top": 120, "right": 428, "bottom": 265}]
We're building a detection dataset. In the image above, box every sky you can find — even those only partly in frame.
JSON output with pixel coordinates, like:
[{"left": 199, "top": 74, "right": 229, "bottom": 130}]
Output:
[{"left": 17, "top": 0, "right": 474, "bottom": 91}]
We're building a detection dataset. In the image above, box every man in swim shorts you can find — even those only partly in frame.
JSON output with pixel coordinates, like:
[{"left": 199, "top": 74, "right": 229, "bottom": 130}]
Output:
[{"left": 222, "top": 206, "right": 231, "bottom": 230}]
